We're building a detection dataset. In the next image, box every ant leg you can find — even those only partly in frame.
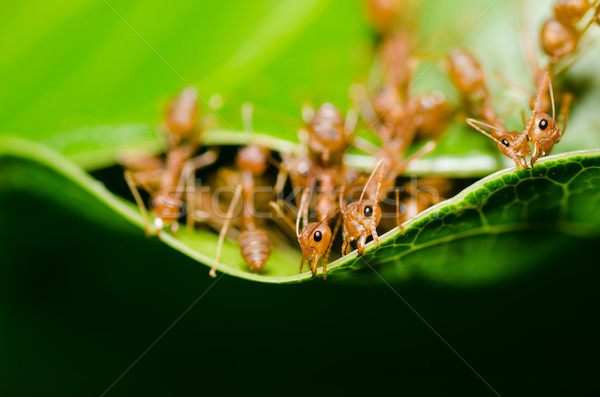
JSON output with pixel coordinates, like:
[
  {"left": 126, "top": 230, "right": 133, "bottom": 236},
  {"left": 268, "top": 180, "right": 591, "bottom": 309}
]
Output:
[
  {"left": 530, "top": 144, "right": 541, "bottom": 167},
  {"left": 394, "top": 188, "right": 405, "bottom": 231},
  {"left": 371, "top": 227, "right": 380, "bottom": 244},
  {"left": 395, "top": 140, "right": 437, "bottom": 175},
  {"left": 323, "top": 215, "right": 343, "bottom": 280},
  {"left": 558, "top": 93, "right": 572, "bottom": 137},
  {"left": 301, "top": 103, "right": 314, "bottom": 124},
  {"left": 341, "top": 238, "right": 349, "bottom": 256},
  {"left": 186, "top": 165, "right": 196, "bottom": 231},
  {"left": 124, "top": 171, "right": 153, "bottom": 237},
  {"left": 344, "top": 108, "right": 358, "bottom": 137},
  {"left": 310, "top": 255, "right": 319, "bottom": 277},
  {"left": 352, "top": 137, "right": 380, "bottom": 155},
  {"left": 269, "top": 201, "right": 296, "bottom": 232},
  {"left": 211, "top": 184, "right": 243, "bottom": 278},
  {"left": 274, "top": 168, "right": 288, "bottom": 197},
  {"left": 180, "top": 149, "right": 219, "bottom": 231},
  {"left": 356, "top": 234, "right": 367, "bottom": 257}
]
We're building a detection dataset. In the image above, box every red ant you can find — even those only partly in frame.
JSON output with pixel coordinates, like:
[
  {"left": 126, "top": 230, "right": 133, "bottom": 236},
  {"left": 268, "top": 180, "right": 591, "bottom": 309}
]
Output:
[{"left": 123, "top": 87, "right": 217, "bottom": 236}]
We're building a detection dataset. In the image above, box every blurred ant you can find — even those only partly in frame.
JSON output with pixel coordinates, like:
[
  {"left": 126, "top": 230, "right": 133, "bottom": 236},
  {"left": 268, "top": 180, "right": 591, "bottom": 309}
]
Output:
[
  {"left": 299, "top": 102, "right": 356, "bottom": 167},
  {"left": 366, "top": 0, "right": 400, "bottom": 35},
  {"left": 447, "top": 48, "right": 502, "bottom": 130},
  {"left": 123, "top": 87, "right": 217, "bottom": 236},
  {"left": 541, "top": 0, "right": 599, "bottom": 65}
]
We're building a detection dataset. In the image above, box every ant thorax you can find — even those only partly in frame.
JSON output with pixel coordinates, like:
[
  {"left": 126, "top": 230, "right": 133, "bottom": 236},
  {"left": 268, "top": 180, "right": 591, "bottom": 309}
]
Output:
[
  {"left": 297, "top": 221, "right": 332, "bottom": 273},
  {"left": 165, "top": 87, "right": 199, "bottom": 143}
]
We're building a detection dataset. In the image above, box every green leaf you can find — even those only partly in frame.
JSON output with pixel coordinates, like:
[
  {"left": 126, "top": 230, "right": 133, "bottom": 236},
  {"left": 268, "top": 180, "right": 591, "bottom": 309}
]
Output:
[
  {"left": 2, "top": 136, "right": 599, "bottom": 284},
  {"left": 5, "top": 0, "right": 600, "bottom": 177}
]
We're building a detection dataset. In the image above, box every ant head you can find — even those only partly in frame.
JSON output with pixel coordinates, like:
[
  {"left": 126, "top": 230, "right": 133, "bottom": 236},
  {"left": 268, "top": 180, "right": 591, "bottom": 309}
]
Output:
[
  {"left": 343, "top": 199, "right": 382, "bottom": 234},
  {"left": 527, "top": 112, "right": 559, "bottom": 139},
  {"left": 311, "top": 103, "right": 343, "bottom": 128},
  {"left": 372, "top": 84, "right": 402, "bottom": 114},
  {"left": 297, "top": 221, "right": 332, "bottom": 266},
  {"left": 540, "top": 19, "right": 578, "bottom": 59},
  {"left": 236, "top": 145, "right": 269, "bottom": 176},
  {"left": 496, "top": 131, "right": 531, "bottom": 169},
  {"left": 467, "top": 118, "right": 531, "bottom": 169},
  {"left": 150, "top": 194, "right": 182, "bottom": 227}
]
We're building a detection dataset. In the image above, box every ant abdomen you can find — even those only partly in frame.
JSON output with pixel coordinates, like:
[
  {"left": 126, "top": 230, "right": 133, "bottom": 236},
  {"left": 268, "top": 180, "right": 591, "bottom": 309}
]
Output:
[
  {"left": 541, "top": 19, "right": 579, "bottom": 60},
  {"left": 239, "top": 229, "right": 271, "bottom": 271}
]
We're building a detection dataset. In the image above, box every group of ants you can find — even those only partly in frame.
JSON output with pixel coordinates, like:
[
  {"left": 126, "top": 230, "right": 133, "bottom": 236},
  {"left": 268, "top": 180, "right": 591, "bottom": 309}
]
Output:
[{"left": 121, "top": 0, "right": 599, "bottom": 279}]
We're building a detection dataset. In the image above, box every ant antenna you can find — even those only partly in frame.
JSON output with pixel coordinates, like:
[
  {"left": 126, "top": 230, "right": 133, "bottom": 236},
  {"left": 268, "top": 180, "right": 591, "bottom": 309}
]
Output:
[
  {"left": 339, "top": 180, "right": 347, "bottom": 212},
  {"left": 296, "top": 188, "right": 309, "bottom": 237},
  {"left": 466, "top": 118, "right": 504, "bottom": 146},
  {"left": 211, "top": 184, "right": 243, "bottom": 278},
  {"left": 548, "top": 74, "right": 555, "bottom": 119},
  {"left": 359, "top": 159, "right": 385, "bottom": 204},
  {"left": 269, "top": 201, "right": 296, "bottom": 232},
  {"left": 467, "top": 118, "right": 506, "bottom": 135}
]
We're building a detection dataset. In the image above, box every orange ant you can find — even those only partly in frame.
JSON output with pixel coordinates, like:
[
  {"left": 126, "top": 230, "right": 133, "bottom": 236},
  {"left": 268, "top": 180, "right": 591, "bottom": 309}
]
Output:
[
  {"left": 211, "top": 105, "right": 272, "bottom": 277},
  {"left": 447, "top": 48, "right": 502, "bottom": 130},
  {"left": 541, "top": 0, "right": 599, "bottom": 65},
  {"left": 448, "top": 48, "right": 536, "bottom": 168},
  {"left": 523, "top": 72, "right": 571, "bottom": 165},
  {"left": 466, "top": 71, "right": 571, "bottom": 168},
  {"left": 299, "top": 102, "right": 355, "bottom": 167},
  {"left": 340, "top": 140, "right": 436, "bottom": 256},
  {"left": 271, "top": 103, "right": 358, "bottom": 278},
  {"left": 294, "top": 182, "right": 338, "bottom": 279},
  {"left": 269, "top": 171, "right": 339, "bottom": 279},
  {"left": 123, "top": 87, "right": 217, "bottom": 236}
]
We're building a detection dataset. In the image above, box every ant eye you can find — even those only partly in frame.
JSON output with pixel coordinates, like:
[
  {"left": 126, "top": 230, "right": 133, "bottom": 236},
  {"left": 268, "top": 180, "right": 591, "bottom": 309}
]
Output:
[
  {"left": 364, "top": 205, "right": 373, "bottom": 217},
  {"left": 314, "top": 230, "right": 322, "bottom": 242},
  {"left": 539, "top": 119, "right": 548, "bottom": 130},
  {"left": 501, "top": 139, "right": 509, "bottom": 147}
]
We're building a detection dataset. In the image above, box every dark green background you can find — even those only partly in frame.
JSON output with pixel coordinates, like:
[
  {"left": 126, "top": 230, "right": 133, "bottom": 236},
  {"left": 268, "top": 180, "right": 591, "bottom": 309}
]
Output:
[
  {"left": 1, "top": 191, "right": 598, "bottom": 395},
  {"left": 2, "top": 0, "right": 600, "bottom": 394}
]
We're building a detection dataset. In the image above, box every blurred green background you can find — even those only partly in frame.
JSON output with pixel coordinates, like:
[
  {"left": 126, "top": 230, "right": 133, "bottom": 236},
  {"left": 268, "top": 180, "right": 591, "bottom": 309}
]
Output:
[{"left": 1, "top": 0, "right": 600, "bottom": 395}]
